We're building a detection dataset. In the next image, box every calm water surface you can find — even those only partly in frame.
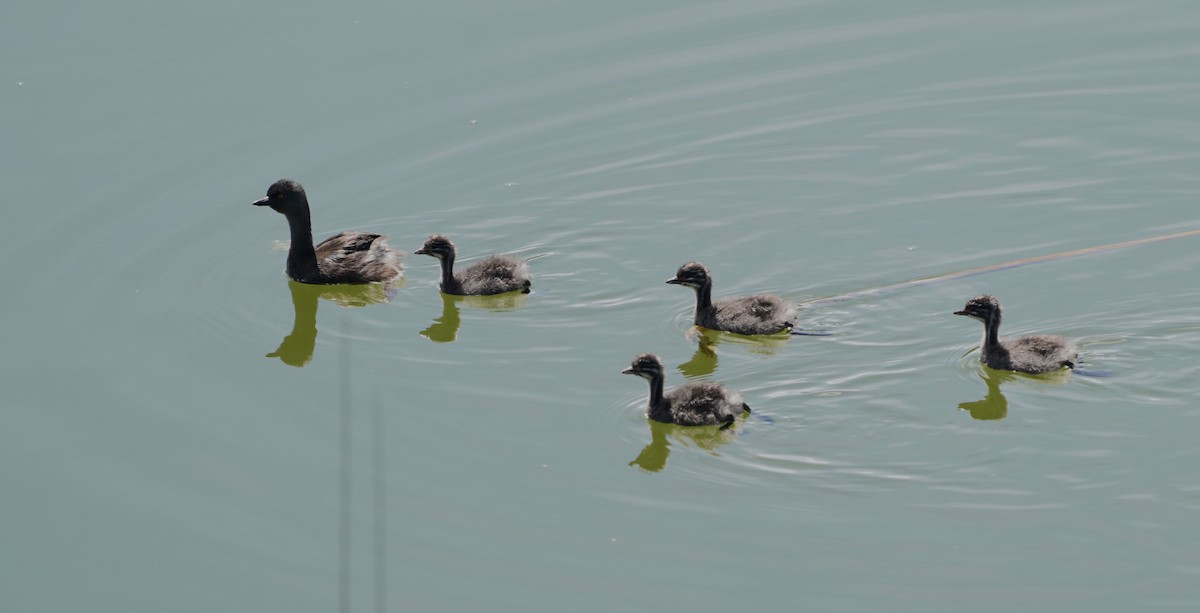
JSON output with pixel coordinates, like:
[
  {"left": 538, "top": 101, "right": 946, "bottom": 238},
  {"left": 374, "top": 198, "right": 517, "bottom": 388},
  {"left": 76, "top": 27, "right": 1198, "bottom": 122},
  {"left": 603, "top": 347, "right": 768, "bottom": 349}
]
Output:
[{"left": 4, "top": 1, "right": 1200, "bottom": 611}]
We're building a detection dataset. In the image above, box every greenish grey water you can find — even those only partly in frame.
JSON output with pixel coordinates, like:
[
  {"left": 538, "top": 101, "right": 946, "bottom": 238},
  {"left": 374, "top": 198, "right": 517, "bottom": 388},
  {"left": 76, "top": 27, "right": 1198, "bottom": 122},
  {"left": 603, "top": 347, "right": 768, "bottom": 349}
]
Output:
[{"left": 4, "top": 0, "right": 1200, "bottom": 611}]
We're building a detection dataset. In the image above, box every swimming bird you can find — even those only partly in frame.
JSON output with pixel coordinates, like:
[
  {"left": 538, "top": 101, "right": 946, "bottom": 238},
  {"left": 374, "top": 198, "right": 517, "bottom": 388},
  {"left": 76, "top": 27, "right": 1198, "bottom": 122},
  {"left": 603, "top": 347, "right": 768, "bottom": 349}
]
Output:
[
  {"left": 253, "top": 179, "right": 403, "bottom": 284},
  {"left": 622, "top": 353, "right": 750, "bottom": 429},
  {"left": 954, "top": 294, "right": 1078, "bottom": 374},
  {"left": 414, "top": 234, "right": 531, "bottom": 296},
  {"left": 667, "top": 261, "right": 797, "bottom": 335}
]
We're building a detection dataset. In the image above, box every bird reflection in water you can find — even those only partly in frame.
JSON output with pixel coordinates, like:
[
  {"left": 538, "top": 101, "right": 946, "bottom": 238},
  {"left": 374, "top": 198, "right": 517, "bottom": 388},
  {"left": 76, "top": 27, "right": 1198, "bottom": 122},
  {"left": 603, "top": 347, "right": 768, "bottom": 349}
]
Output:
[
  {"left": 420, "top": 291, "right": 528, "bottom": 343},
  {"left": 676, "top": 327, "right": 789, "bottom": 378},
  {"left": 958, "top": 365, "right": 1072, "bottom": 420},
  {"left": 628, "top": 419, "right": 739, "bottom": 473},
  {"left": 266, "top": 279, "right": 397, "bottom": 367}
]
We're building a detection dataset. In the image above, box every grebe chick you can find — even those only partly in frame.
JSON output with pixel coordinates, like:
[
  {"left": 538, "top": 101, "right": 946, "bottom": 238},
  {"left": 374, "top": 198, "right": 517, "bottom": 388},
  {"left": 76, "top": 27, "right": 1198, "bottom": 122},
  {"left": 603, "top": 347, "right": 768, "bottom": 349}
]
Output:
[
  {"left": 414, "top": 234, "right": 531, "bottom": 296},
  {"left": 253, "top": 179, "right": 403, "bottom": 284},
  {"left": 622, "top": 353, "right": 750, "bottom": 429},
  {"left": 955, "top": 295, "right": 1078, "bottom": 374},
  {"left": 667, "top": 261, "right": 797, "bottom": 335}
]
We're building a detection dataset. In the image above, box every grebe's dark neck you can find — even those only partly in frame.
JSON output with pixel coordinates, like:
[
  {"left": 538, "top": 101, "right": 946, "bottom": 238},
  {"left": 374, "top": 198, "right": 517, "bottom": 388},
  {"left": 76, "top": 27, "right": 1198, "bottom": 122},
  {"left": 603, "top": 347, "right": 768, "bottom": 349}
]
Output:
[
  {"left": 981, "top": 310, "right": 1002, "bottom": 355},
  {"left": 693, "top": 278, "right": 714, "bottom": 318},
  {"left": 437, "top": 251, "right": 462, "bottom": 294},
  {"left": 283, "top": 206, "right": 319, "bottom": 281},
  {"left": 646, "top": 371, "right": 666, "bottom": 417}
]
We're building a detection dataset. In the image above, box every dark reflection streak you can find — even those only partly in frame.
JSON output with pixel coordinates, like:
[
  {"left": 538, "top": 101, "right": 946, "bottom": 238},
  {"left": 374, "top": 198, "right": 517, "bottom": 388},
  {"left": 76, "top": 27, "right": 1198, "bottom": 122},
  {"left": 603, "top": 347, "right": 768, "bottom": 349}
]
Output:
[
  {"left": 338, "top": 323, "right": 352, "bottom": 613},
  {"left": 372, "top": 390, "right": 387, "bottom": 613}
]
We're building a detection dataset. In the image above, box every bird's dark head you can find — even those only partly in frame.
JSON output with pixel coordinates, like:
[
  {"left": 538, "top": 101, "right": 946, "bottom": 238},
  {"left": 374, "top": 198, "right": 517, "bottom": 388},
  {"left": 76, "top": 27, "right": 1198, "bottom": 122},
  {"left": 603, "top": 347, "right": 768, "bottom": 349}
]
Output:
[
  {"left": 622, "top": 353, "right": 664, "bottom": 379},
  {"left": 667, "top": 261, "right": 711, "bottom": 289},
  {"left": 955, "top": 294, "right": 1001, "bottom": 322},
  {"left": 253, "top": 179, "right": 308, "bottom": 215},
  {"left": 414, "top": 234, "right": 456, "bottom": 259}
]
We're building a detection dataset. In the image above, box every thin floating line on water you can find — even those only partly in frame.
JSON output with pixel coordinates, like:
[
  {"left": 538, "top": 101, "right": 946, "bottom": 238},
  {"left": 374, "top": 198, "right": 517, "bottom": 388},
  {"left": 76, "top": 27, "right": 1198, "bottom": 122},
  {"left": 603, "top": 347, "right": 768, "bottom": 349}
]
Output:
[{"left": 800, "top": 228, "right": 1200, "bottom": 308}]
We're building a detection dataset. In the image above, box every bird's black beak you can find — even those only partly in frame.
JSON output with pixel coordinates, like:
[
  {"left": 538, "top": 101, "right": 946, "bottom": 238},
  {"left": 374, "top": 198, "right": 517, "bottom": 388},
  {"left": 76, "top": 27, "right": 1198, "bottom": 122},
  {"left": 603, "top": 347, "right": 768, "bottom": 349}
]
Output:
[
  {"left": 253, "top": 196, "right": 270, "bottom": 207},
  {"left": 622, "top": 367, "right": 637, "bottom": 375},
  {"left": 665, "top": 278, "right": 682, "bottom": 285},
  {"left": 414, "top": 247, "right": 429, "bottom": 255},
  {"left": 953, "top": 309, "right": 970, "bottom": 317}
]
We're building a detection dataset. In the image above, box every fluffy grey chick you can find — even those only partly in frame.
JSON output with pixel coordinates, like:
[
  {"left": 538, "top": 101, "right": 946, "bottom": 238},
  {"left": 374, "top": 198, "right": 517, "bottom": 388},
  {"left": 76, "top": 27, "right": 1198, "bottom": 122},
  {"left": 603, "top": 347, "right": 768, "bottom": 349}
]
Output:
[
  {"left": 667, "top": 261, "right": 797, "bottom": 335},
  {"left": 955, "top": 294, "right": 1078, "bottom": 374},
  {"left": 622, "top": 353, "right": 750, "bottom": 429},
  {"left": 414, "top": 234, "right": 531, "bottom": 296}
]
